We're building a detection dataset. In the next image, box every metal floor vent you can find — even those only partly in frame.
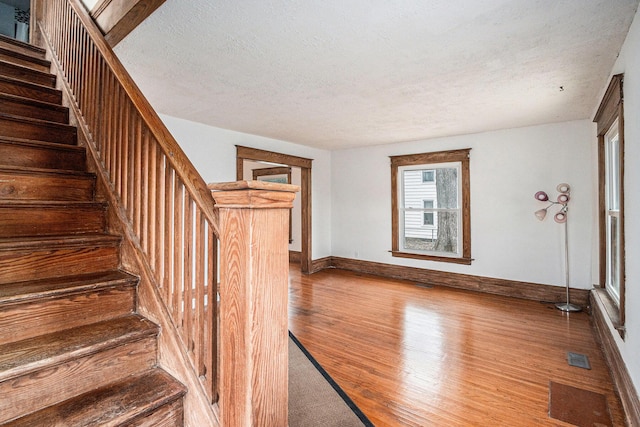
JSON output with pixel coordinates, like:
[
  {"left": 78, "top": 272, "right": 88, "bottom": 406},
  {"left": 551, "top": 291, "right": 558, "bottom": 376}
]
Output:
[
  {"left": 567, "top": 352, "right": 591, "bottom": 370},
  {"left": 415, "top": 283, "right": 433, "bottom": 289}
]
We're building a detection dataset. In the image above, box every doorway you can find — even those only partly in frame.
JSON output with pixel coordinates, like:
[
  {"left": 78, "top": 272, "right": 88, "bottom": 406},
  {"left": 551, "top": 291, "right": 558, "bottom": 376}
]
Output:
[{"left": 236, "top": 146, "right": 313, "bottom": 274}]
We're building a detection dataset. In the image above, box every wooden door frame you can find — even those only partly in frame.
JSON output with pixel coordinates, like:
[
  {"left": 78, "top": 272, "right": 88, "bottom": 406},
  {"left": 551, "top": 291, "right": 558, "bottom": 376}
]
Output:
[{"left": 236, "top": 146, "right": 313, "bottom": 274}]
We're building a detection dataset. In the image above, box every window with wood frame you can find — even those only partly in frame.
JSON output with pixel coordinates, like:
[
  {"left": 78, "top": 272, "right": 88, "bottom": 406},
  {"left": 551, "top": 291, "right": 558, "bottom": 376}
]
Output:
[
  {"left": 390, "top": 149, "right": 472, "bottom": 264},
  {"left": 593, "top": 73, "right": 625, "bottom": 338}
]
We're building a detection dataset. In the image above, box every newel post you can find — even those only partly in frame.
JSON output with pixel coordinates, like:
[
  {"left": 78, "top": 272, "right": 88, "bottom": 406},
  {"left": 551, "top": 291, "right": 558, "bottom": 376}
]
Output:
[{"left": 209, "top": 181, "right": 299, "bottom": 427}]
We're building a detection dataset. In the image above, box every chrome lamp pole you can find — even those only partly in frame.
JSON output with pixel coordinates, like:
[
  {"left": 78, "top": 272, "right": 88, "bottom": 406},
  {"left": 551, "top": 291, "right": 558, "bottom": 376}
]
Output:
[{"left": 534, "top": 183, "right": 581, "bottom": 312}]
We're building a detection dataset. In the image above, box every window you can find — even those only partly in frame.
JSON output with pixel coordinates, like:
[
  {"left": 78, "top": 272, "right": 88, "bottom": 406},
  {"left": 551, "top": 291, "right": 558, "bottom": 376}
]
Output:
[
  {"left": 422, "top": 170, "right": 435, "bottom": 182},
  {"left": 391, "top": 149, "right": 472, "bottom": 264},
  {"left": 423, "top": 200, "right": 435, "bottom": 226},
  {"left": 605, "top": 120, "right": 621, "bottom": 304},
  {"left": 594, "top": 74, "right": 625, "bottom": 338}
]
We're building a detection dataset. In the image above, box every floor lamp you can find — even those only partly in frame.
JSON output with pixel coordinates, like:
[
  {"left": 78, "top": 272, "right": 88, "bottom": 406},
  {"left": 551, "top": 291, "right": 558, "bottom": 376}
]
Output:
[{"left": 534, "top": 183, "right": 581, "bottom": 312}]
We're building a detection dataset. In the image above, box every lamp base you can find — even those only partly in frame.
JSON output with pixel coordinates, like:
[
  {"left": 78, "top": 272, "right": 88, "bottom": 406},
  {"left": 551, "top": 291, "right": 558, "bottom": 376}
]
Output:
[{"left": 555, "top": 302, "right": 582, "bottom": 312}]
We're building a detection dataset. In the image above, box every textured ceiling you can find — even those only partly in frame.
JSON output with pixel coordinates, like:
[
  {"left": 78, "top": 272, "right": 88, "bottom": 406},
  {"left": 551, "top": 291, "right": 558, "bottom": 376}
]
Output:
[{"left": 114, "top": 0, "right": 639, "bottom": 150}]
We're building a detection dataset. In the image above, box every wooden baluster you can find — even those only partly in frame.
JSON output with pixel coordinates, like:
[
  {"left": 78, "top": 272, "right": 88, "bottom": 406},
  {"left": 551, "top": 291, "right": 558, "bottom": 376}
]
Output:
[
  {"left": 133, "top": 116, "right": 143, "bottom": 239},
  {"left": 163, "top": 164, "right": 174, "bottom": 304},
  {"left": 173, "top": 179, "right": 184, "bottom": 324},
  {"left": 206, "top": 226, "right": 217, "bottom": 402},
  {"left": 121, "top": 99, "right": 130, "bottom": 205},
  {"left": 86, "top": 44, "right": 95, "bottom": 131},
  {"left": 140, "top": 127, "right": 149, "bottom": 253},
  {"left": 80, "top": 31, "right": 89, "bottom": 114},
  {"left": 125, "top": 105, "right": 135, "bottom": 221},
  {"left": 36, "top": 0, "right": 221, "bottom": 408},
  {"left": 151, "top": 143, "right": 162, "bottom": 275},
  {"left": 210, "top": 181, "right": 298, "bottom": 427},
  {"left": 183, "top": 195, "right": 194, "bottom": 352},
  {"left": 194, "top": 209, "right": 205, "bottom": 372}
]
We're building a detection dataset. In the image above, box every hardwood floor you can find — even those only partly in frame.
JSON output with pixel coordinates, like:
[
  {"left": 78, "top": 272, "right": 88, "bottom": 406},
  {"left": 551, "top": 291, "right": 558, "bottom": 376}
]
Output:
[{"left": 288, "top": 266, "right": 626, "bottom": 426}]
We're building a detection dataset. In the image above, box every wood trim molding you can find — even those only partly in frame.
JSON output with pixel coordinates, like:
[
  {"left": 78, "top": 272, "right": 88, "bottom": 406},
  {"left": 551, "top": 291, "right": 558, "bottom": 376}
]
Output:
[
  {"left": 327, "top": 257, "right": 590, "bottom": 306},
  {"left": 237, "top": 146, "right": 313, "bottom": 170},
  {"left": 310, "top": 256, "right": 333, "bottom": 274},
  {"left": 236, "top": 146, "right": 313, "bottom": 274},
  {"left": 594, "top": 73, "right": 626, "bottom": 335},
  {"left": 594, "top": 74, "right": 623, "bottom": 136},
  {"left": 590, "top": 291, "right": 640, "bottom": 426},
  {"left": 90, "top": 0, "right": 166, "bottom": 47},
  {"left": 390, "top": 148, "right": 472, "bottom": 264},
  {"left": 289, "top": 251, "right": 302, "bottom": 263},
  {"left": 90, "top": 0, "right": 112, "bottom": 17},
  {"left": 253, "top": 167, "right": 293, "bottom": 243}
]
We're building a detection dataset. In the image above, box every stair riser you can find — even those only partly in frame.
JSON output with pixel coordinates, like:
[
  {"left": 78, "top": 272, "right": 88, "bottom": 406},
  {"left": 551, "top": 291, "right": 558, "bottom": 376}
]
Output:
[
  {"left": 0, "top": 37, "right": 46, "bottom": 61},
  {"left": 0, "top": 245, "right": 119, "bottom": 284},
  {"left": 0, "top": 205, "right": 106, "bottom": 237},
  {"left": 0, "top": 172, "right": 95, "bottom": 201},
  {"left": 0, "top": 116, "right": 77, "bottom": 145},
  {"left": 0, "top": 97, "right": 68, "bottom": 123},
  {"left": 0, "top": 50, "right": 50, "bottom": 73},
  {"left": 0, "top": 62, "right": 56, "bottom": 88},
  {"left": 0, "top": 285, "right": 136, "bottom": 345},
  {"left": 0, "top": 141, "right": 86, "bottom": 171},
  {"left": 0, "top": 337, "right": 157, "bottom": 424},
  {"left": 0, "top": 78, "right": 62, "bottom": 104},
  {"left": 128, "top": 399, "right": 184, "bottom": 427}
]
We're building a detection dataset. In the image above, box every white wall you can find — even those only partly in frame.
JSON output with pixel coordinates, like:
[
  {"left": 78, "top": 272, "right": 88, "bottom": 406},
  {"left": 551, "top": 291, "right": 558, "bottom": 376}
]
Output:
[
  {"left": 331, "top": 120, "right": 595, "bottom": 289},
  {"left": 158, "top": 114, "right": 332, "bottom": 260},
  {"left": 593, "top": 6, "right": 640, "bottom": 396}
]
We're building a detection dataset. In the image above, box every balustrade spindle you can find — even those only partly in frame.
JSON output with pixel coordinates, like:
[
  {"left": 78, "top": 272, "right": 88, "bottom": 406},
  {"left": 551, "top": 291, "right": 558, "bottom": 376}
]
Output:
[{"left": 37, "top": 0, "right": 220, "bottom": 403}]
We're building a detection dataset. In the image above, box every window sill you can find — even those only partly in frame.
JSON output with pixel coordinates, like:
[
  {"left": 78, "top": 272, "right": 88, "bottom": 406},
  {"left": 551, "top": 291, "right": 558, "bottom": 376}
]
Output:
[
  {"left": 593, "top": 286, "right": 625, "bottom": 340},
  {"left": 391, "top": 251, "right": 473, "bottom": 265}
]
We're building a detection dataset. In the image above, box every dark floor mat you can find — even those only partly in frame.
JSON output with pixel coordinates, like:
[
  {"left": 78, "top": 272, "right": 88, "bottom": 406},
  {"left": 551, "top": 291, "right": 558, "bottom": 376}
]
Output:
[{"left": 549, "top": 381, "right": 612, "bottom": 426}]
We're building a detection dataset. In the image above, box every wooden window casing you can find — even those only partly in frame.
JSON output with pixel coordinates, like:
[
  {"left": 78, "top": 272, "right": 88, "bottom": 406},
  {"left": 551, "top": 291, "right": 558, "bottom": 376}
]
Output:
[
  {"left": 391, "top": 149, "right": 472, "bottom": 265},
  {"left": 593, "top": 74, "right": 625, "bottom": 338}
]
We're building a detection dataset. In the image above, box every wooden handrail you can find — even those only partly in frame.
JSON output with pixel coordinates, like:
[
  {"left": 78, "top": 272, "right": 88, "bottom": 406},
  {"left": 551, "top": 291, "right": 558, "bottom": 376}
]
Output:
[{"left": 35, "top": 0, "right": 219, "bottom": 407}]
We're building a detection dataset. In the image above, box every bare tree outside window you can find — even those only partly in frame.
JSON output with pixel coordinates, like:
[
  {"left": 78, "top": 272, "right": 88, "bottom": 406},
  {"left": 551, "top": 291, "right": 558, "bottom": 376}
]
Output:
[{"left": 434, "top": 168, "right": 458, "bottom": 254}]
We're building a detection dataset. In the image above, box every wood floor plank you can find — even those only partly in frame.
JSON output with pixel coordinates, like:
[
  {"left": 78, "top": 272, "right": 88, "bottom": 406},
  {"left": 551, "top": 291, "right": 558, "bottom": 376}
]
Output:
[{"left": 288, "top": 267, "right": 626, "bottom": 426}]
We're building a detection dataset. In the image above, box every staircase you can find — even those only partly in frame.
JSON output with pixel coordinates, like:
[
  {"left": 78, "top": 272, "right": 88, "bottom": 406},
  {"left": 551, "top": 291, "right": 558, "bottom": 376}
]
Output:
[{"left": 0, "top": 34, "right": 186, "bottom": 426}]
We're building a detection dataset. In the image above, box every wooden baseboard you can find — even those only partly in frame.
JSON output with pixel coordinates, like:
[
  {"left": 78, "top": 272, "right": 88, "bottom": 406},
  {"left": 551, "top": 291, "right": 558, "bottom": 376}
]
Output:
[
  {"left": 289, "top": 251, "right": 301, "bottom": 263},
  {"left": 326, "top": 257, "right": 590, "bottom": 305},
  {"left": 591, "top": 291, "right": 640, "bottom": 426},
  {"left": 309, "top": 256, "right": 332, "bottom": 274}
]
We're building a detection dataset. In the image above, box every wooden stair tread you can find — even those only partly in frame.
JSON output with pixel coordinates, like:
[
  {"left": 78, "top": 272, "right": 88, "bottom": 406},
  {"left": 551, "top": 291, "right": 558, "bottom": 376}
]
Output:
[
  {"left": 0, "top": 270, "right": 137, "bottom": 304},
  {"left": 0, "top": 74, "right": 62, "bottom": 104},
  {"left": 0, "top": 35, "right": 46, "bottom": 58},
  {"left": 0, "top": 92, "right": 68, "bottom": 112},
  {"left": 0, "top": 314, "right": 156, "bottom": 382},
  {"left": 0, "top": 37, "right": 185, "bottom": 426},
  {"left": 0, "top": 200, "right": 105, "bottom": 207},
  {"left": 0, "top": 167, "right": 96, "bottom": 201},
  {"left": 3, "top": 369, "right": 186, "bottom": 427},
  {"left": 0, "top": 113, "right": 77, "bottom": 145},
  {"left": 0, "top": 46, "right": 51, "bottom": 71},
  {"left": 0, "top": 233, "right": 121, "bottom": 251},
  {"left": 0, "top": 135, "right": 84, "bottom": 152},
  {"left": 0, "top": 165, "right": 94, "bottom": 178},
  {"left": 0, "top": 137, "right": 86, "bottom": 173},
  {"left": 0, "top": 112, "right": 76, "bottom": 131},
  {"left": 0, "top": 61, "right": 56, "bottom": 88}
]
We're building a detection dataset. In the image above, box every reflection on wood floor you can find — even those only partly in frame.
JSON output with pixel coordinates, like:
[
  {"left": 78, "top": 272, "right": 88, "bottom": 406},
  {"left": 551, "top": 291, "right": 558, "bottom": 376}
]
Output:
[{"left": 288, "top": 266, "right": 625, "bottom": 426}]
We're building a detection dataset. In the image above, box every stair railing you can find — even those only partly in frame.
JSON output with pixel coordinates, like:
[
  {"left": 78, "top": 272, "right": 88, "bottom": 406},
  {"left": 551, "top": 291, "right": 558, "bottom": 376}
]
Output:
[{"left": 34, "top": 0, "right": 219, "bottom": 410}]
